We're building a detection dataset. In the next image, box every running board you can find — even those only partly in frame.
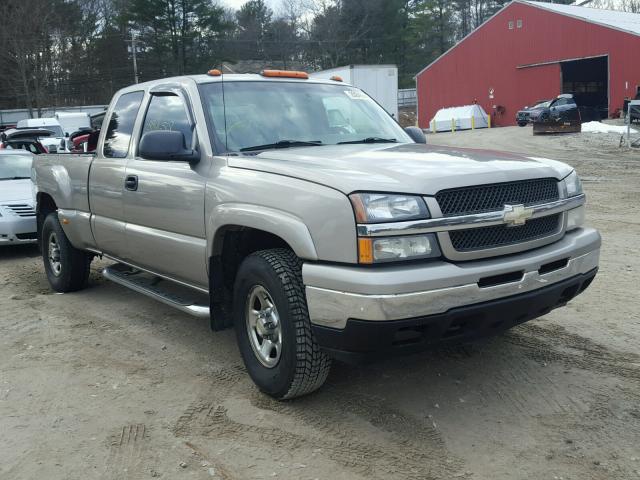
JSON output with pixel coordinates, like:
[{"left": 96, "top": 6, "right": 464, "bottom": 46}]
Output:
[{"left": 103, "top": 263, "right": 210, "bottom": 318}]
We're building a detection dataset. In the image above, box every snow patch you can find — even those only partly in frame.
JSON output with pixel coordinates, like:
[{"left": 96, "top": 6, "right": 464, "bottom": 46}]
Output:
[{"left": 581, "top": 121, "right": 637, "bottom": 134}]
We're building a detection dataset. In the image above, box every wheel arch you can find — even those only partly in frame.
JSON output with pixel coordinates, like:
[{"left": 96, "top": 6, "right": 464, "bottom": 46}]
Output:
[
  {"left": 206, "top": 204, "right": 318, "bottom": 331},
  {"left": 36, "top": 192, "right": 58, "bottom": 248}
]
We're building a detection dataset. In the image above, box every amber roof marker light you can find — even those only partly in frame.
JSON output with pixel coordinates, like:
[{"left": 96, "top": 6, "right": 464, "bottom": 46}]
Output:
[
  {"left": 330, "top": 75, "right": 343, "bottom": 82},
  {"left": 260, "top": 70, "right": 309, "bottom": 79},
  {"left": 207, "top": 69, "right": 222, "bottom": 76}
]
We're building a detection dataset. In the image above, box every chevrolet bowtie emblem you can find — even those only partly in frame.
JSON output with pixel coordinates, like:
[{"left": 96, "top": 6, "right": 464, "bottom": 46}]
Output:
[{"left": 503, "top": 204, "right": 534, "bottom": 226}]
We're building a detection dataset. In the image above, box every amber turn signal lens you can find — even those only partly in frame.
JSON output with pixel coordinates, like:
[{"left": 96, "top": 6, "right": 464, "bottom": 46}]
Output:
[
  {"left": 260, "top": 70, "right": 309, "bottom": 79},
  {"left": 358, "top": 238, "right": 373, "bottom": 264},
  {"left": 349, "top": 195, "right": 368, "bottom": 223}
]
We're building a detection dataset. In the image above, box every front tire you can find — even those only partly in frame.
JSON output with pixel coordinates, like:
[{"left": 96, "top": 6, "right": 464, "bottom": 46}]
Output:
[
  {"left": 233, "top": 249, "right": 331, "bottom": 400},
  {"left": 42, "top": 212, "right": 92, "bottom": 292}
]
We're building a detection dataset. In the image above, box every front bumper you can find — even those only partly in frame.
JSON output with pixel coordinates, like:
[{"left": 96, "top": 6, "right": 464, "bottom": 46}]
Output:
[
  {"left": 311, "top": 267, "right": 597, "bottom": 362},
  {"left": 304, "top": 227, "right": 599, "bottom": 329},
  {"left": 0, "top": 215, "right": 37, "bottom": 245}
]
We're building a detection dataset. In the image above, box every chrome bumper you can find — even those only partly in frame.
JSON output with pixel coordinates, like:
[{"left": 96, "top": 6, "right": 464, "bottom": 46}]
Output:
[
  {"left": 0, "top": 215, "right": 37, "bottom": 245},
  {"left": 304, "top": 228, "right": 600, "bottom": 329}
]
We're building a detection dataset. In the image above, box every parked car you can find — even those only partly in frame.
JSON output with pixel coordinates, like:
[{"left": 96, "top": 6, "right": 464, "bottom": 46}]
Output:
[
  {"left": 516, "top": 99, "right": 551, "bottom": 126},
  {"left": 630, "top": 94, "right": 640, "bottom": 124},
  {"left": 533, "top": 94, "right": 581, "bottom": 134},
  {"left": 34, "top": 71, "right": 600, "bottom": 399},
  {"left": 0, "top": 128, "right": 51, "bottom": 154},
  {"left": 0, "top": 150, "right": 37, "bottom": 245},
  {"left": 17, "top": 118, "right": 67, "bottom": 152}
]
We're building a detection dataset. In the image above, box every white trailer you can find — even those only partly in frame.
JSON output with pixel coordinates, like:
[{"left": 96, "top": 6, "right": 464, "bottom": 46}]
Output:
[
  {"left": 310, "top": 65, "right": 398, "bottom": 118},
  {"left": 55, "top": 111, "right": 91, "bottom": 136}
]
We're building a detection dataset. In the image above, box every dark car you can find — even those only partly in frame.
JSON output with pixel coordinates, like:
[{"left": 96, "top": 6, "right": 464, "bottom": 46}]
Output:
[
  {"left": 631, "top": 94, "right": 640, "bottom": 124},
  {"left": 516, "top": 100, "right": 551, "bottom": 126},
  {"left": 533, "top": 94, "right": 581, "bottom": 134},
  {"left": 0, "top": 127, "right": 53, "bottom": 154}
]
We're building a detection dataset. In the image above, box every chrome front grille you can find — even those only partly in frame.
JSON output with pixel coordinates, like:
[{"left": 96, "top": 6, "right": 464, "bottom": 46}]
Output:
[
  {"left": 3, "top": 204, "right": 36, "bottom": 217},
  {"left": 436, "top": 178, "right": 560, "bottom": 217},
  {"left": 449, "top": 214, "right": 562, "bottom": 252}
]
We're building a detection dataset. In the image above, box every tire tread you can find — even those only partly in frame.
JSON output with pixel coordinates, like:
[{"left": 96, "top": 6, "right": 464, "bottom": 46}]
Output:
[
  {"left": 251, "top": 249, "right": 331, "bottom": 399},
  {"left": 42, "top": 213, "right": 91, "bottom": 293}
]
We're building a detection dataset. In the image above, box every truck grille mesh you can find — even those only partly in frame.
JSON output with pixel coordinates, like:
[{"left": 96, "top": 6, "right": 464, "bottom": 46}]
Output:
[
  {"left": 449, "top": 214, "right": 561, "bottom": 252},
  {"left": 436, "top": 178, "right": 559, "bottom": 217}
]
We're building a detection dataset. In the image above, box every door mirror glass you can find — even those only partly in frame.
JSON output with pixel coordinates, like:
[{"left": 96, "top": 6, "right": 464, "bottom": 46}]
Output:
[{"left": 139, "top": 130, "right": 199, "bottom": 162}]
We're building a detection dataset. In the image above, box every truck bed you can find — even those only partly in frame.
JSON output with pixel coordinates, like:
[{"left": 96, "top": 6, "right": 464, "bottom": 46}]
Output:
[{"left": 34, "top": 153, "right": 94, "bottom": 212}]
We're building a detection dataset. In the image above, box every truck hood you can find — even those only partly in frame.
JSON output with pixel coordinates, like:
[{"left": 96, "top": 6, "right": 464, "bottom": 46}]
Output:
[
  {"left": 0, "top": 179, "right": 33, "bottom": 204},
  {"left": 227, "top": 143, "right": 573, "bottom": 195}
]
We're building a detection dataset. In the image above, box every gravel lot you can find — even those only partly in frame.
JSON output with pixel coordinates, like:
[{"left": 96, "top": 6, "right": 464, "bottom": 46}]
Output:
[{"left": 1, "top": 125, "right": 639, "bottom": 480}]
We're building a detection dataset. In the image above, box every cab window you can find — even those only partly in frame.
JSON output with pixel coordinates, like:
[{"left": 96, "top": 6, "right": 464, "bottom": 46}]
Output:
[
  {"left": 141, "top": 93, "right": 193, "bottom": 150},
  {"left": 103, "top": 91, "right": 144, "bottom": 158}
]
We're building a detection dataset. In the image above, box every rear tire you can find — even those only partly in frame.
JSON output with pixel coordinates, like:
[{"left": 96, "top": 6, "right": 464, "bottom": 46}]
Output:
[
  {"left": 518, "top": 121, "right": 528, "bottom": 127},
  {"left": 41, "top": 213, "right": 92, "bottom": 293},
  {"left": 233, "top": 249, "right": 331, "bottom": 400}
]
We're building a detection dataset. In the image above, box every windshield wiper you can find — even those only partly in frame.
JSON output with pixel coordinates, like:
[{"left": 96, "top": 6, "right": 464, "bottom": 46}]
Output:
[
  {"left": 0, "top": 176, "right": 30, "bottom": 180},
  {"left": 240, "top": 140, "right": 323, "bottom": 152},
  {"left": 338, "top": 137, "right": 397, "bottom": 145}
]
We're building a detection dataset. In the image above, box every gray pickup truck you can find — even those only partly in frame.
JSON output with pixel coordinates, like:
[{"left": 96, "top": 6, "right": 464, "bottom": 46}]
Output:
[{"left": 33, "top": 70, "right": 600, "bottom": 399}]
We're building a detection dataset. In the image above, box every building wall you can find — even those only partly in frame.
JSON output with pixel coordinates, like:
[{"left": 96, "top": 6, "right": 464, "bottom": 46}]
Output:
[{"left": 416, "top": 1, "right": 640, "bottom": 127}]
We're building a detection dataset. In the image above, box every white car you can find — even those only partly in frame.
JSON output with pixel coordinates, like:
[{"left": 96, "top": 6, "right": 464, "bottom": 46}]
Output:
[
  {"left": 16, "top": 118, "right": 67, "bottom": 153},
  {"left": 0, "top": 150, "right": 37, "bottom": 245}
]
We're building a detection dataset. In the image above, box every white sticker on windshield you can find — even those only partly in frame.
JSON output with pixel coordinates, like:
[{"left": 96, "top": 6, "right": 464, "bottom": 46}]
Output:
[{"left": 344, "top": 89, "right": 367, "bottom": 100}]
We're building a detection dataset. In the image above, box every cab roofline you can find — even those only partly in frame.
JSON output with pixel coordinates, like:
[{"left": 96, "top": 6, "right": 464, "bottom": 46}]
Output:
[
  {"left": 196, "top": 73, "right": 349, "bottom": 85},
  {"left": 117, "top": 73, "right": 350, "bottom": 91}
]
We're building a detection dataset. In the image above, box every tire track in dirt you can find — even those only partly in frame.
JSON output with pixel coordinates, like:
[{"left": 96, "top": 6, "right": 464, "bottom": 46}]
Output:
[
  {"left": 102, "top": 424, "right": 149, "bottom": 480},
  {"left": 173, "top": 366, "right": 462, "bottom": 480},
  {"left": 506, "top": 323, "right": 640, "bottom": 382}
]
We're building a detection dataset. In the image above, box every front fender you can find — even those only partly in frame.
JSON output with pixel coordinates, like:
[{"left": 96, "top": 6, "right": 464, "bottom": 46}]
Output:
[{"left": 208, "top": 203, "right": 318, "bottom": 260}]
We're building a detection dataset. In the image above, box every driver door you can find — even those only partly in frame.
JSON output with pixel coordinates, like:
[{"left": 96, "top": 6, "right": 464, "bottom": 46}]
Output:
[{"left": 123, "top": 89, "right": 210, "bottom": 289}]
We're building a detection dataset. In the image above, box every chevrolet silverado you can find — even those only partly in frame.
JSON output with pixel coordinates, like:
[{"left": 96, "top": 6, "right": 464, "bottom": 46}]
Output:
[{"left": 33, "top": 70, "right": 600, "bottom": 399}]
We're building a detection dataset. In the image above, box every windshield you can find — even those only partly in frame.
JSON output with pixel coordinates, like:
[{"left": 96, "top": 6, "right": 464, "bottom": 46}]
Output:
[
  {"left": 0, "top": 154, "right": 32, "bottom": 180},
  {"left": 200, "top": 81, "right": 411, "bottom": 152},
  {"left": 43, "top": 125, "right": 64, "bottom": 137},
  {"left": 534, "top": 101, "right": 551, "bottom": 108}
]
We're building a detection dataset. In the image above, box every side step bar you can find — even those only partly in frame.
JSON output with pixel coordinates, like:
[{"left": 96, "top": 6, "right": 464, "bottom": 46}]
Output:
[{"left": 103, "top": 263, "right": 210, "bottom": 319}]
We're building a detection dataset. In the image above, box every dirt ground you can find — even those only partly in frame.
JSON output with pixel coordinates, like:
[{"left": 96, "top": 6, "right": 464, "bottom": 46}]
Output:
[{"left": 1, "top": 125, "right": 639, "bottom": 480}]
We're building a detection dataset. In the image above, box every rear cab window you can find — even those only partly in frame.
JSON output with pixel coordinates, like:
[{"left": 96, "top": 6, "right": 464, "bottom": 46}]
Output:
[{"left": 103, "top": 91, "right": 144, "bottom": 158}]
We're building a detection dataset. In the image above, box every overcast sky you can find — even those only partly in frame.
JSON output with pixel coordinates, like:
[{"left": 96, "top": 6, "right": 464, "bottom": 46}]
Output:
[{"left": 221, "top": 0, "right": 282, "bottom": 11}]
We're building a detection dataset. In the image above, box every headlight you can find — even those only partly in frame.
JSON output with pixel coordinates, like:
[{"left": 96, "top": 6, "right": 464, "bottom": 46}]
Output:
[
  {"left": 566, "top": 206, "right": 585, "bottom": 231},
  {"left": 350, "top": 193, "right": 429, "bottom": 223},
  {"left": 564, "top": 170, "right": 582, "bottom": 197},
  {"left": 358, "top": 234, "right": 440, "bottom": 264}
]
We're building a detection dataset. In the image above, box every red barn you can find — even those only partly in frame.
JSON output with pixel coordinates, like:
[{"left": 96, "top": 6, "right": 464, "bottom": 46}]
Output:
[{"left": 415, "top": 1, "right": 640, "bottom": 127}]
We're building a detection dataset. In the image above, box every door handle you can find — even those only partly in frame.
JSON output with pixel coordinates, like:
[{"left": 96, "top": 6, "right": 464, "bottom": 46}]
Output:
[{"left": 125, "top": 175, "right": 138, "bottom": 191}]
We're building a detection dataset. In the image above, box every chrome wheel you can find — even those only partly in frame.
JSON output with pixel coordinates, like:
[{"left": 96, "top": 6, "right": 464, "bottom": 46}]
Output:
[
  {"left": 245, "top": 285, "right": 282, "bottom": 368},
  {"left": 48, "top": 232, "right": 62, "bottom": 277}
]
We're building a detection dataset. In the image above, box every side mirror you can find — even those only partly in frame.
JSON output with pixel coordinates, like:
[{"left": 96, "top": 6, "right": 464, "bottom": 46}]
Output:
[
  {"left": 139, "top": 130, "right": 199, "bottom": 162},
  {"left": 65, "top": 132, "right": 70, "bottom": 138},
  {"left": 404, "top": 126, "right": 427, "bottom": 144}
]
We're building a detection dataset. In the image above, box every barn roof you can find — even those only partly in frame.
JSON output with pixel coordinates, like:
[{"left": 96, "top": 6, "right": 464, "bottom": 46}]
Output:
[
  {"left": 415, "top": 0, "right": 640, "bottom": 79},
  {"left": 526, "top": 1, "right": 640, "bottom": 36}
]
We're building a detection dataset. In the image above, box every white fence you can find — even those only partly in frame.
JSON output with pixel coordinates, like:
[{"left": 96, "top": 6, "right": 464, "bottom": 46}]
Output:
[{"left": 398, "top": 88, "right": 416, "bottom": 108}]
